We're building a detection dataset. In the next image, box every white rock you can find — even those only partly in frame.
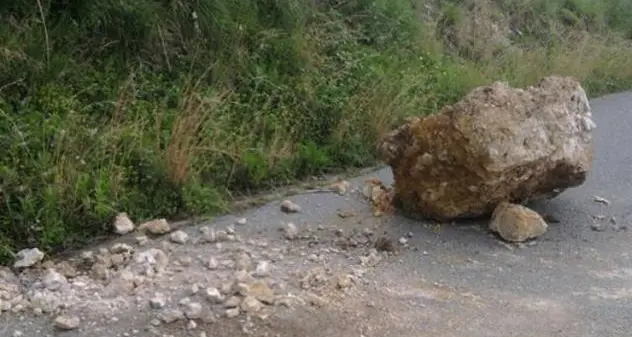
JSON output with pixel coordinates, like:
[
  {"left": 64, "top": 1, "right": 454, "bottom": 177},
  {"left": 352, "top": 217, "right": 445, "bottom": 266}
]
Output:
[
  {"left": 253, "top": 261, "right": 270, "bottom": 277},
  {"left": 159, "top": 309, "right": 184, "bottom": 323},
  {"left": 110, "top": 243, "right": 134, "bottom": 254},
  {"left": 207, "top": 257, "right": 219, "bottom": 270},
  {"left": 205, "top": 287, "right": 224, "bottom": 304},
  {"left": 54, "top": 315, "right": 80, "bottom": 330},
  {"left": 113, "top": 212, "right": 135, "bottom": 235},
  {"left": 13, "top": 248, "right": 44, "bottom": 268},
  {"left": 240, "top": 296, "right": 263, "bottom": 313},
  {"left": 183, "top": 302, "right": 203, "bottom": 319},
  {"left": 225, "top": 308, "right": 240, "bottom": 318},
  {"left": 170, "top": 230, "right": 189, "bottom": 244},
  {"left": 280, "top": 200, "right": 301, "bottom": 213},
  {"left": 150, "top": 293, "right": 166, "bottom": 309},
  {"left": 42, "top": 269, "right": 68, "bottom": 291},
  {"left": 187, "top": 319, "right": 197, "bottom": 330},
  {"left": 236, "top": 218, "right": 247, "bottom": 226},
  {"left": 283, "top": 223, "right": 298, "bottom": 240},
  {"left": 138, "top": 218, "right": 171, "bottom": 234}
]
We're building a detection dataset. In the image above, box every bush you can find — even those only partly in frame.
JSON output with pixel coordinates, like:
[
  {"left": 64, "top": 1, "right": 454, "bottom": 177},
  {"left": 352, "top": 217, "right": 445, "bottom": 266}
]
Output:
[{"left": 1, "top": 0, "right": 632, "bottom": 263}]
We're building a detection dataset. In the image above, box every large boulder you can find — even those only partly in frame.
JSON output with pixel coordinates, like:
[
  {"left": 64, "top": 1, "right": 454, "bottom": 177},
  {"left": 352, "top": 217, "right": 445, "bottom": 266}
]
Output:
[{"left": 378, "top": 75, "right": 595, "bottom": 221}]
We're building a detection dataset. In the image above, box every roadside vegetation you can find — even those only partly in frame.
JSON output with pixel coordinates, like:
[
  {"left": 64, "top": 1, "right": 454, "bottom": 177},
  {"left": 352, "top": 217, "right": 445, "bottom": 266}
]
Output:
[{"left": 1, "top": 0, "right": 632, "bottom": 262}]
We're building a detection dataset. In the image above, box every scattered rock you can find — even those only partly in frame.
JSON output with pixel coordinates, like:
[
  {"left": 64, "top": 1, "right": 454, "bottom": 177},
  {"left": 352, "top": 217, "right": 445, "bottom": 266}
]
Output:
[
  {"left": 593, "top": 196, "right": 610, "bottom": 205},
  {"left": 42, "top": 269, "right": 68, "bottom": 291},
  {"left": 336, "top": 274, "right": 353, "bottom": 289},
  {"left": 280, "top": 200, "right": 301, "bottom": 213},
  {"left": 282, "top": 223, "right": 299, "bottom": 240},
  {"left": 330, "top": 180, "right": 351, "bottom": 195},
  {"left": 170, "top": 230, "right": 189, "bottom": 244},
  {"left": 253, "top": 261, "right": 270, "bottom": 277},
  {"left": 236, "top": 218, "right": 248, "bottom": 226},
  {"left": 138, "top": 218, "right": 171, "bottom": 235},
  {"left": 113, "top": 212, "right": 135, "bottom": 235},
  {"left": 225, "top": 308, "right": 240, "bottom": 318},
  {"left": 489, "top": 202, "right": 548, "bottom": 242},
  {"left": 110, "top": 243, "right": 134, "bottom": 255},
  {"left": 378, "top": 76, "right": 594, "bottom": 220},
  {"left": 246, "top": 281, "right": 275, "bottom": 304},
  {"left": 207, "top": 257, "right": 219, "bottom": 270},
  {"left": 135, "top": 235, "right": 149, "bottom": 246},
  {"left": 13, "top": 248, "right": 45, "bottom": 269},
  {"left": 240, "top": 296, "right": 263, "bottom": 313},
  {"left": 225, "top": 296, "right": 241, "bottom": 308},
  {"left": 54, "top": 261, "right": 77, "bottom": 279},
  {"left": 204, "top": 287, "right": 225, "bottom": 304},
  {"left": 362, "top": 179, "right": 395, "bottom": 216},
  {"left": 183, "top": 301, "right": 203, "bottom": 319},
  {"left": 150, "top": 293, "right": 167, "bottom": 309},
  {"left": 159, "top": 309, "right": 184, "bottom": 323},
  {"left": 398, "top": 237, "right": 408, "bottom": 245},
  {"left": 54, "top": 315, "right": 80, "bottom": 330}
]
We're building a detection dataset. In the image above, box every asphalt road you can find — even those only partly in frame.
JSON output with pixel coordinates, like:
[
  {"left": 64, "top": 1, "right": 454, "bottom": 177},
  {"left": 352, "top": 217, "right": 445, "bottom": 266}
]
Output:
[{"left": 2, "top": 91, "right": 632, "bottom": 337}]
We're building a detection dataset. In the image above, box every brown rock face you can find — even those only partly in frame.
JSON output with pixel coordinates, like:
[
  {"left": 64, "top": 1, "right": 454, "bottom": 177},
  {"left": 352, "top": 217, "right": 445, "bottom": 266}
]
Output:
[
  {"left": 378, "top": 76, "right": 595, "bottom": 221},
  {"left": 489, "top": 202, "right": 548, "bottom": 242}
]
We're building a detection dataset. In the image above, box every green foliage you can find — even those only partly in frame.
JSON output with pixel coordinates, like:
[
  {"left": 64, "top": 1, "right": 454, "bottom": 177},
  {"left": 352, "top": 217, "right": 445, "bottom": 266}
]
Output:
[{"left": 1, "top": 0, "right": 632, "bottom": 263}]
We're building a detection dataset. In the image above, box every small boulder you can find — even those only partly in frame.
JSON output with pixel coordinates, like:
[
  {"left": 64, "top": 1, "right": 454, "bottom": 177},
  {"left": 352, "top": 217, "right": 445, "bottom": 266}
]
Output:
[
  {"left": 280, "top": 200, "right": 301, "bottom": 213},
  {"left": 138, "top": 219, "right": 171, "bottom": 235},
  {"left": 54, "top": 315, "right": 80, "bottom": 330},
  {"left": 113, "top": 212, "right": 135, "bottom": 235},
  {"left": 378, "top": 76, "right": 594, "bottom": 220},
  {"left": 489, "top": 202, "right": 548, "bottom": 242},
  {"left": 13, "top": 248, "right": 44, "bottom": 269}
]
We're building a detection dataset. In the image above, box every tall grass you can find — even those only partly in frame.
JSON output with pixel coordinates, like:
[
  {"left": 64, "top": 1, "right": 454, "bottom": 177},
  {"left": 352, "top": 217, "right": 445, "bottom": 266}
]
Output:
[{"left": 1, "top": 0, "right": 632, "bottom": 263}]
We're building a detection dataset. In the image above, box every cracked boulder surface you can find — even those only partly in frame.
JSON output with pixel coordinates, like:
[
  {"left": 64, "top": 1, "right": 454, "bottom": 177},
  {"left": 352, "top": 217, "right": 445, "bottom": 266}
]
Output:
[
  {"left": 1, "top": 91, "right": 632, "bottom": 337},
  {"left": 378, "top": 75, "right": 594, "bottom": 221}
]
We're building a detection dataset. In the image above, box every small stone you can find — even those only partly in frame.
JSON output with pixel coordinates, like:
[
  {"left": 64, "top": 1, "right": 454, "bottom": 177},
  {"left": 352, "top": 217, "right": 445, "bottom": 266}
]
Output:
[
  {"left": 113, "top": 212, "right": 135, "bottom": 235},
  {"left": 12, "top": 330, "right": 23, "bottom": 337},
  {"left": 13, "top": 248, "right": 44, "bottom": 268},
  {"left": 90, "top": 263, "right": 110, "bottom": 281},
  {"left": 253, "top": 261, "right": 270, "bottom": 277},
  {"left": 225, "top": 296, "right": 241, "bottom": 308},
  {"left": 54, "top": 261, "right": 77, "bottom": 278},
  {"left": 225, "top": 308, "right": 240, "bottom": 318},
  {"left": 307, "top": 254, "right": 319, "bottom": 262},
  {"left": 280, "top": 200, "right": 301, "bottom": 213},
  {"left": 240, "top": 296, "right": 263, "bottom": 313},
  {"left": 593, "top": 196, "right": 610, "bottom": 205},
  {"left": 282, "top": 222, "right": 299, "bottom": 240},
  {"left": 42, "top": 269, "right": 68, "bottom": 291},
  {"left": 170, "top": 230, "right": 189, "bottom": 244},
  {"left": 54, "top": 315, "right": 80, "bottom": 330},
  {"left": 183, "top": 302, "right": 203, "bottom": 319},
  {"left": 234, "top": 253, "right": 252, "bottom": 271},
  {"left": 247, "top": 281, "right": 275, "bottom": 304},
  {"left": 191, "top": 283, "right": 200, "bottom": 295},
  {"left": 398, "top": 237, "right": 408, "bottom": 245},
  {"left": 187, "top": 320, "right": 197, "bottom": 330},
  {"left": 489, "top": 202, "right": 548, "bottom": 242},
  {"left": 159, "top": 309, "right": 184, "bottom": 323},
  {"left": 205, "top": 287, "right": 225, "bottom": 304},
  {"left": 135, "top": 235, "right": 149, "bottom": 246},
  {"left": 591, "top": 223, "right": 606, "bottom": 232},
  {"left": 337, "top": 274, "right": 353, "bottom": 289},
  {"left": 207, "top": 257, "right": 219, "bottom": 270},
  {"left": 330, "top": 180, "right": 351, "bottom": 195},
  {"left": 80, "top": 251, "right": 94, "bottom": 262},
  {"left": 138, "top": 218, "right": 171, "bottom": 235},
  {"left": 110, "top": 243, "right": 134, "bottom": 254},
  {"left": 150, "top": 293, "right": 166, "bottom": 309},
  {"left": 199, "top": 226, "right": 216, "bottom": 243},
  {"left": 236, "top": 218, "right": 247, "bottom": 226}
]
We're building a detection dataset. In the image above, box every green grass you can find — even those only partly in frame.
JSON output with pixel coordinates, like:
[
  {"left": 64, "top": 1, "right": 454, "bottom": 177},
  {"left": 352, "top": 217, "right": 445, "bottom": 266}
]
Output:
[{"left": 1, "top": 0, "right": 632, "bottom": 263}]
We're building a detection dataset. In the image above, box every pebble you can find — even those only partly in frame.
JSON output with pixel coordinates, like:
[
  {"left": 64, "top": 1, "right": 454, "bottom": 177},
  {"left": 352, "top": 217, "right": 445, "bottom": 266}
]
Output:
[
  {"left": 240, "top": 296, "right": 263, "bottom": 313},
  {"left": 13, "top": 248, "right": 45, "bottom": 269},
  {"left": 113, "top": 212, "right": 135, "bottom": 235},
  {"left": 183, "top": 302, "right": 203, "bottom": 319},
  {"left": 54, "top": 315, "right": 81, "bottom": 330},
  {"left": 254, "top": 261, "right": 270, "bottom": 277},
  {"left": 236, "top": 218, "right": 248, "bottom": 226},
  {"left": 170, "top": 230, "right": 189, "bottom": 244},
  {"left": 138, "top": 218, "right": 171, "bottom": 235},
  {"left": 225, "top": 296, "right": 241, "bottom": 308},
  {"left": 207, "top": 257, "right": 219, "bottom": 270},
  {"left": 136, "top": 235, "right": 149, "bottom": 245},
  {"left": 110, "top": 243, "right": 134, "bottom": 254},
  {"left": 280, "top": 200, "right": 301, "bottom": 213},
  {"left": 42, "top": 269, "right": 68, "bottom": 291},
  {"left": 283, "top": 223, "right": 299, "bottom": 240},
  {"left": 187, "top": 319, "right": 198, "bottom": 330},
  {"left": 150, "top": 293, "right": 166, "bottom": 309},
  {"left": 225, "top": 308, "right": 240, "bottom": 318},
  {"left": 205, "top": 287, "right": 225, "bottom": 304},
  {"left": 398, "top": 237, "right": 408, "bottom": 245},
  {"left": 159, "top": 309, "right": 184, "bottom": 323}
]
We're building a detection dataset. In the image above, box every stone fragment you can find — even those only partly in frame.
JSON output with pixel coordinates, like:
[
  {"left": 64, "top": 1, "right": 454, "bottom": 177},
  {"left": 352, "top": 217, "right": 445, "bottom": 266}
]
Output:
[
  {"left": 489, "top": 202, "right": 548, "bottom": 242},
  {"left": 280, "top": 200, "right": 301, "bottom": 213},
  {"left": 170, "top": 230, "right": 189, "bottom": 244},
  {"left": 138, "top": 218, "right": 171, "bottom": 235},
  {"left": 378, "top": 76, "right": 594, "bottom": 220},
  {"left": 282, "top": 223, "right": 298, "bottom": 240},
  {"left": 13, "top": 248, "right": 44, "bottom": 268},
  {"left": 54, "top": 315, "right": 80, "bottom": 330},
  {"left": 240, "top": 296, "right": 263, "bottom": 313},
  {"left": 113, "top": 212, "right": 135, "bottom": 235},
  {"left": 330, "top": 180, "right": 351, "bottom": 195}
]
